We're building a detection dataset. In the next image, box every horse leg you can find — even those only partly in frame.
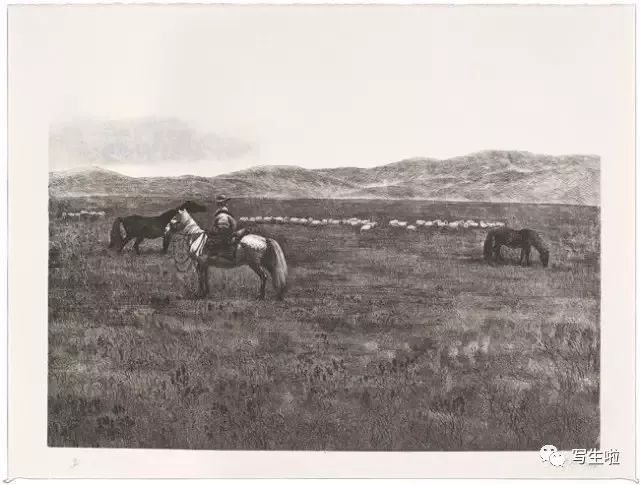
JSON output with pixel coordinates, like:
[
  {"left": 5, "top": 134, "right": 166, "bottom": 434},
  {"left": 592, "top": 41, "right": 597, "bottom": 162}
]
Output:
[
  {"left": 493, "top": 244, "right": 502, "bottom": 264},
  {"left": 487, "top": 245, "right": 497, "bottom": 265},
  {"left": 162, "top": 234, "right": 171, "bottom": 254},
  {"left": 196, "top": 263, "right": 206, "bottom": 298},
  {"left": 119, "top": 236, "right": 133, "bottom": 253},
  {"left": 249, "top": 263, "right": 268, "bottom": 300},
  {"left": 198, "top": 263, "right": 209, "bottom": 298},
  {"left": 133, "top": 237, "right": 144, "bottom": 255},
  {"left": 520, "top": 244, "right": 531, "bottom": 266},
  {"left": 203, "top": 265, "right": 210, "bottom": 296}
]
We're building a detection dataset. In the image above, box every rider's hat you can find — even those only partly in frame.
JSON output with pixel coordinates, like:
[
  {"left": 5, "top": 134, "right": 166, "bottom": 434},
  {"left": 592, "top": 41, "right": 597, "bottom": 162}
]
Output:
[{"left": 215, "top": 194, "right": 231, "bottom": 204}]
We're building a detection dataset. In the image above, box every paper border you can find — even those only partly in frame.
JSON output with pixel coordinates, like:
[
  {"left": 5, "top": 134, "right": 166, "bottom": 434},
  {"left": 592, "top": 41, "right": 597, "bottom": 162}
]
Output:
[{"left": 7, "top": 3, "right": 636, "bottom": 479}]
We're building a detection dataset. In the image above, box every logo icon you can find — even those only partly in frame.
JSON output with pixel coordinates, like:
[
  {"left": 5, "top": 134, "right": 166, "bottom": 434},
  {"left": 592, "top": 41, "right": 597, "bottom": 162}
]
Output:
[
  {"left": 540, "top": 445, "right": 565, "bottom": 467},
  {"left": 549, "top": 451, "right": 566, "bottom": 467},
  {"left": 540, "top": 444, "right": 558, "bottom": 463}
]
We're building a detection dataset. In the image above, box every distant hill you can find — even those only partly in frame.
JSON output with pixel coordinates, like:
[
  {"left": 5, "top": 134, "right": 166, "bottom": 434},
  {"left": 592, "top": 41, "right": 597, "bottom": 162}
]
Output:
[{"left": 49, "top": 150, "right": 600, "bottom": 205}]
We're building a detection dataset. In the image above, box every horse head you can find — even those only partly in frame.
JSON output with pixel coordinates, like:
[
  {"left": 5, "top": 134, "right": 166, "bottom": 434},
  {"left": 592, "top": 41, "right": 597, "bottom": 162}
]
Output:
[
  {"left": 179, "top": 200, "right": 207, "bottom": 213},
  {"left": 166, "top": 209, "right": 187, "bottom": 234},
  {"left": 540, "top": 249, "right": 550, "bottom": 268}
]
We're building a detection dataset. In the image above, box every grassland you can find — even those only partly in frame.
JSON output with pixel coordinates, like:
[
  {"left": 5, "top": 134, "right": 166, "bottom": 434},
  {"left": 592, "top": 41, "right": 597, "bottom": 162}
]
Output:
[{"left": 48, "top": 197, "right": 600, "bottom": 450}]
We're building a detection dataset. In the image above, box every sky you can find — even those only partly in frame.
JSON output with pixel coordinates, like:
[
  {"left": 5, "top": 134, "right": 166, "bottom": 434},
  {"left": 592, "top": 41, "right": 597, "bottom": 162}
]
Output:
[{"left": 11, "top": 4, "right": 634, "bottom": 177}]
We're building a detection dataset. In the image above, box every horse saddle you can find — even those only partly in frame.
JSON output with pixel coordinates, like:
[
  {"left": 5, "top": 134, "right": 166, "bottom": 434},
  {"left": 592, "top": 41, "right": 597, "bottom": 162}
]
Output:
[{"left": 204, "top": 228, "right": 250, "bottom": 260}]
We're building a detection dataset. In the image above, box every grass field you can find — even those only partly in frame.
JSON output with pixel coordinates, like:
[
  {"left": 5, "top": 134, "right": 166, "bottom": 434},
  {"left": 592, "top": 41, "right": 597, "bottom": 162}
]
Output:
[{"left": 48, "top": 196, "right": 600, "bottom": 450}]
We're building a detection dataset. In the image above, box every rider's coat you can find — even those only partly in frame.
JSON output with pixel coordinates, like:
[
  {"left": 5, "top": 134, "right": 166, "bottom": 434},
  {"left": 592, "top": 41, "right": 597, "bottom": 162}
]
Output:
[{"left": 210, "top": 206, "right": 237, "bottom": 235}]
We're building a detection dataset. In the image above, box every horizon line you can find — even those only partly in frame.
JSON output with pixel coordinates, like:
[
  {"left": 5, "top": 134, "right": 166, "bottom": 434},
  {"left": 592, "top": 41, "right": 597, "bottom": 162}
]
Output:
[{"left": 49, "top": 148, "right": 601, "bottom": 178}]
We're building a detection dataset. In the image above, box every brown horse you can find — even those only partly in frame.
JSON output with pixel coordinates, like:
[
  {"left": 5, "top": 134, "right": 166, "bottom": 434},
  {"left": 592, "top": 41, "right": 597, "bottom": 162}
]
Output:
[
  {"left": 109, "top": 201, "right": 207, "bottom": 254},
  {"left": 483, "top": 227, "right": 549, "bottom": 267}
]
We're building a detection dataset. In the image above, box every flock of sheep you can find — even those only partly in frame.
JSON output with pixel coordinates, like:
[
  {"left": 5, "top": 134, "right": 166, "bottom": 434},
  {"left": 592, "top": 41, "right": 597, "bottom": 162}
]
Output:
[
  {"left": 239, "top": 215, "right": 506, "bottom": 233},
  {"left": 61, "top": 210, "right": 107, "bottom": 221},
  {"left": 389, "top": 218, "right": 506, "bottom": 231},
  {"left": 239, "top": 216, "right": 379, "bottom": 231},
  {"left": 59, "top": 209, "right": 506, "bottom": 234},
  {"left": 61, "top": 210, "right": 505, "bottom": 232}
]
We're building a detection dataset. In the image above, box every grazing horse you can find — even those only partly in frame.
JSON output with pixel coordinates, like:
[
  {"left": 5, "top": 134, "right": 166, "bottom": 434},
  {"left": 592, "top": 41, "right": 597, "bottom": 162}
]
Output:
[
  {"left": 165, "top": 209, "right": 288, "bottom": 300},
  {"left": 483, "top": 227, "right": 550, "bottom": 267},
  {"left": 109, "top": 201, "right": 207, "bottom": 254}
]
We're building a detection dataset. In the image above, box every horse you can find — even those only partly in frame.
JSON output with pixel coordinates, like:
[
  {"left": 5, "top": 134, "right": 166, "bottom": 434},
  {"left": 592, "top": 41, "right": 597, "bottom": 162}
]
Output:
[
  {"left": 483, "top": 227, "right": 549, "bottom": 267},
  {"left": 109, "top": 201, "right": 207, "bottom": 254},
  {"left": 165, "top": 208, "right": 288, "bottom": 300}
]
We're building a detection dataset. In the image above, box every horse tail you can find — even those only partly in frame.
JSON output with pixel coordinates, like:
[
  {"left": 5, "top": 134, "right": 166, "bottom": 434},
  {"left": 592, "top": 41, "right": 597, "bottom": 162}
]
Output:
[
  {"left": 109, "top": 217, "right": 124, "bottom": 249},
  {"left": 263, "top": 238, "right": 288, "bottom": 300},
  {"left": 483, "top": 231, "right": 495, "bottom": 260}
]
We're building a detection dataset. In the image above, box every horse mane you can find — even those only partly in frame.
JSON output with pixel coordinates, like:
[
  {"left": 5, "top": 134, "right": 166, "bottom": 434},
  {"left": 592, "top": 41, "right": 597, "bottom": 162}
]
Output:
[
  {"left": 158, "top": 202, "right": 197, "bottom": 222},
  {"left": 173, "top": 208, "right": 204, "bottom": 234},
  {"left": 158, "top": 207, "right": 180, "bottom": 222}
]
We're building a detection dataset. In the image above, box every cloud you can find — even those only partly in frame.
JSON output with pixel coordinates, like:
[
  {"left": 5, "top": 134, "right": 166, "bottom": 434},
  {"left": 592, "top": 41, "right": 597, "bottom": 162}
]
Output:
[{"left": 49, "top": 117, "right": 254, "bottom": 168}]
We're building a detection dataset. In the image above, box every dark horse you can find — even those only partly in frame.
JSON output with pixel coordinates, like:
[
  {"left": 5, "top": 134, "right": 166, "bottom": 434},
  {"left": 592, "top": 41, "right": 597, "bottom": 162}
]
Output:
[
  {"left": 483, "top": 227, "right": 550, "bottom": 267},
  {"left": 109, "top": 201, "right": 207, "bottom": 254}
]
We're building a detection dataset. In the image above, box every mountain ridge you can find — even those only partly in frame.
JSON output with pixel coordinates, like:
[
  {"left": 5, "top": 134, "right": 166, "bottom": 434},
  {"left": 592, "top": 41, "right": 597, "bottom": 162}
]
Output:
[{"left": 49, "top": 150, "right": 600, "bottom": 206}]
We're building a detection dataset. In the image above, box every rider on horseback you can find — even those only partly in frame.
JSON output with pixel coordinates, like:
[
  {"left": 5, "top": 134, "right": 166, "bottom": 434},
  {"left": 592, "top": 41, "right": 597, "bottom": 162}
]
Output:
[{"left": 207, "top": 194, "right": 238, "bottom": 258}]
